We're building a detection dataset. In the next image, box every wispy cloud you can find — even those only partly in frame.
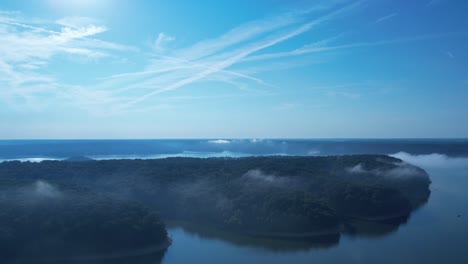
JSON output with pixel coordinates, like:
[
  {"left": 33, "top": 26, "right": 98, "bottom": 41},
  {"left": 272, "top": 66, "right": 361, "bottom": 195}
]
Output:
[
  {"left": 328, "top": 91, "right": 362, "bottom": 99},
  {"left": 154, "top": 32, "right": 175, "bottom": 51},
  {"left": 114, "top": 1, "right": 366, "bottom": 110},
  {"left": 242, "top": 32, "right": 467, "bottom": 63},
  {"left": 1, "top": 0, "right": 463, "bottom": 116},
  {"left": 277, "top": 103, "right": 301, "bottom": 110},
  {"left": 375, "top": 12, "right": 397, "bottom": 23},
  {"left": 56, "top": 16, "right": 100, "bottom": 28},
  {"left": 446, "top": 51, "right": 455, "bottom": 59},
  {"left": 0, "top": 11, "right": 135, "bottom": 112},
  {"left": 0, "top": 14, "right": 109, "bottom": 63},
  {"left": 427, "top": 0, "right": 442, "bottom": 7}
]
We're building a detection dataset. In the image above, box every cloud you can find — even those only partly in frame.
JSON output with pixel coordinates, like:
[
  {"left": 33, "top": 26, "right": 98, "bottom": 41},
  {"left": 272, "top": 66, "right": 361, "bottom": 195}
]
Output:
[
  {"left": 243, "top": 32, "right": 466, "bottom": 63},
  {"left": 56, "top": 16, "right": 100, "bottom": 28},
  {"left": 446, "top": 51, "right": 455, "bottom": 59},
  {"left": 57, "top": 24, "right": 107, "bottom": 40},
  {"left": 328, "top": 91, "right": 361, "bottom": 99},
  {"left": 390, "top": 152, "right": 468, "bottom": 169},
  {"left": 277, "top": 103, "right": 301, "bottom": 110},
  {"left": 109, "top": 1, "right": 365, "bottom": 110},
  {"left": 173, "top": 11, "right": 304, "bottom": 62},
  {"left": 154, "top": 32, "right": 175, "bottom": 50},
  {"left": 0, "top": 11, "right": 137, "bottom": 112},
  {"left": 0, "top": 14, "right": 109, "bottom": 63},
  {"left": 427, "top": 0, "right": 442, "bottom": 7},
  {"left": 208, "top": 139, "right": 231, "bottom": 144},
  {"left": 33, "top": 180, "right": 61, "bottom": 198},
  {"left": 375, "top": 13, "right": 397, "bottom": 23},
  {"left": 118, "top": 24, "right": 318, "bottom": 108},
  {"left": 2, "top": 1, "right": 462, "bottom": 115},
  {"left": 0, "top": 12, "right": 142, "bottom": 112}
]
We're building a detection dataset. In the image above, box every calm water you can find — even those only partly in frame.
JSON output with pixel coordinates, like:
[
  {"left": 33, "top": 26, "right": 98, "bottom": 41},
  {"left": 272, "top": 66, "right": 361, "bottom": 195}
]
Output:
[{"left": 1, "top": 139, "right": 467, "bottom": 263}]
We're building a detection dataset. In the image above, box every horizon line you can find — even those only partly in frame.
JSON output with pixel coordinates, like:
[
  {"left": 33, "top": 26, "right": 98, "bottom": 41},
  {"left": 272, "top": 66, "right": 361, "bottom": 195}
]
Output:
[{"left": 0, "top": 138, "right": 467, "bottom": 141}]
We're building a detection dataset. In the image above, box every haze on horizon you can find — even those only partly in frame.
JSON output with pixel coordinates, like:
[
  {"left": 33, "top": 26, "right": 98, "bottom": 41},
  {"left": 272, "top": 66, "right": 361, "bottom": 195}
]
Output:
[{"left": 0, "top": 0, "right": 467, "bottom": 139}]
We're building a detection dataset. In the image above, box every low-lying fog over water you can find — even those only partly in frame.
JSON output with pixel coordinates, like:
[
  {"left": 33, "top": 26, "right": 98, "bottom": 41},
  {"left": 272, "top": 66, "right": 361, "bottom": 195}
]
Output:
[
  {"left": 1, "top": 139, "right": 467, "bottom": 161},
  {"left": 1, "top": 139, "right": 467, "bottom": 264}
]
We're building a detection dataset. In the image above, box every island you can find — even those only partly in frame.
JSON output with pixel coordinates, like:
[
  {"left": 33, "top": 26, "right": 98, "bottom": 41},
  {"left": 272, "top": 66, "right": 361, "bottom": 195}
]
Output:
[
  {"left": 0, "top": 155, "right": 431, "bottom": 256},
  {"left": 0, "top": 182, "right": 170, "bottom": 262}
]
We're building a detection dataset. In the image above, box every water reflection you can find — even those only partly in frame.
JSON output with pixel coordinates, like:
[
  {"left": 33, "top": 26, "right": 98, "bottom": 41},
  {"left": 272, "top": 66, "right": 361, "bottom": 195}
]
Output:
[
  {"left": 163, "top": 204, "right": 427, "bottom": 253},
  {"left": 3, "top": 199, "right": 429, "bottom": 264},
  {"left": 343, "top": 218, "right": 407, "bottom": 238},
  {"left": 166, "top": 222, "right": 339, "bottom": 252}
]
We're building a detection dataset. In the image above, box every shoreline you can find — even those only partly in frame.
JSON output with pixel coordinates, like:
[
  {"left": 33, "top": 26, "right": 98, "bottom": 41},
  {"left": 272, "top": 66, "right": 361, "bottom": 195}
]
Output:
[
  {"left": 166, "top": 219, "right": 341, "bottom": 240},
  {"left": 165, "top": 212, "right": 410, "bottom": 241},
  {"left": 345, "top": 211, "right": 411, "bottom": 222}
]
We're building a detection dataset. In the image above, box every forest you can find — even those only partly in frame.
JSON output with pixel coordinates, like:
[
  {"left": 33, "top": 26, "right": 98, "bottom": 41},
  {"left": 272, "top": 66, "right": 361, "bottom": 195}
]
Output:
[
  {"left": 0, "top": 155, "right": 431, "bottom": 247},
  {"left": 0, "top": 182, "right": 169, "bottom": 262}
]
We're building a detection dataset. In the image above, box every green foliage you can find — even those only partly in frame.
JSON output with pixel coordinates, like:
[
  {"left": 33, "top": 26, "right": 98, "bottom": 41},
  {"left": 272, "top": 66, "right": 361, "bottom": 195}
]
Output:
[
  {"left": 0, "top": 190, "right": 168, "bottom": 259},
  {"left": 0, "top": 155, "right": 431, "bottom": 240}
]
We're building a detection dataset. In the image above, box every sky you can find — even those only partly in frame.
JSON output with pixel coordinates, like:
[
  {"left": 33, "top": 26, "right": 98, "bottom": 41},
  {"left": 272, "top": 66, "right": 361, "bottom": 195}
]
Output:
[{"left": 0, "top": 0, "right": 467, "bottom": 139}]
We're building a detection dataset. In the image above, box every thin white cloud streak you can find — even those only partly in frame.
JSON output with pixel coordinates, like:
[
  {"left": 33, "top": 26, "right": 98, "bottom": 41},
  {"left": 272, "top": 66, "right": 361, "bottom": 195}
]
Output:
[
  {"left": 242, "top": 32, "right": 467, "bottom": 63},
  {"left": 117, "top": 1, "right": 365, "bottom": 109},
  {"left": 446, "top": 51, "right": 455, "bottom": 59},
  {"left": 375, "top": 12, "right": 397, "bottom": 23},
  {"left": 3, "top": 0, "right": 462, "bottom": 116},
  {"left": 1, "top": 1, "right": 361, "bottom": 114},
  {"left": 103, "top": 55, "right": 275, "bottom": 89},
  {"left": 427, "top": 0, "right": 442, "bottom": 7},
  {"left": 0, "top": 16, "right": 108, "bottom": 63},
  {"left": 0, "top": 11, "right": 135, "bottom": 112},
  {"left": 174, "top": 12, "right": 304, "bottom": 61},
  {"left": 0, "top": 17, "right": 58, "bottom": 35},
  {"left": 56, "top": 16, "right": 100, "bottom": 28},
  {"left": 328, "top": 91, "right": 361, "bottom": 99},
  {"left": 95, "top": 9, "right": 330, "bottom": 97},
  {"left": 119, "top": 25, "right": 314, "bottom": 108},
  {"left": 277, "top": 103, "right": 301, "bottom": 110},
  {"left": 154, "top": 32, "right": 175, "bottom": 50}
]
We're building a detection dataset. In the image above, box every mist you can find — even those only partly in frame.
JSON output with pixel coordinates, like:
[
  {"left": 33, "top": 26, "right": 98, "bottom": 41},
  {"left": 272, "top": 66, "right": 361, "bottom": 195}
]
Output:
[
  {"left": 243, "top": 169, "right": 280, "bottom": 183},
  {"left": 346, "top": 160, "right": 428, "bottom": 179},
  {"left": 33, "top": 180, "right": 61, "bottom": 198},
  {"left": 391, "top": 152, "right": 468, "bottom": 169}
]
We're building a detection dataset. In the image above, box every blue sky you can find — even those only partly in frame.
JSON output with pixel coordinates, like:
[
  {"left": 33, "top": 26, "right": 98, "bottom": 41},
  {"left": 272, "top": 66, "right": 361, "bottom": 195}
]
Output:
[{"left": 0, "top": 0, "right": 467, "bottom": 139}]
